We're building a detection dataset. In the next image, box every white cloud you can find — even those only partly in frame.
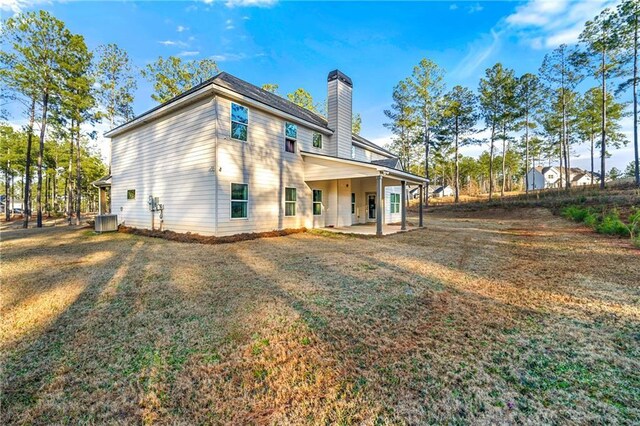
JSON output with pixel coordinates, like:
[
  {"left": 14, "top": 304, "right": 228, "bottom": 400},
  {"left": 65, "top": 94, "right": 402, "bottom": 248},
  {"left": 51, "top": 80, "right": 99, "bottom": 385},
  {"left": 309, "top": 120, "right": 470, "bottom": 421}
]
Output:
[
  {"left": 176, "top": 25, "right": 189, "bottom": 32},
  {"left": 224, "top": 0, "right": 277, "bottom": 8},
  {"left": 451, "top": 29, "right": 501, "bottom": 79},
  {"left": 158, "top": 40, "right": 188, "bottom": 47},
  {"left": 210, "top": 52, "right": 265, "bottom": 62},
  {"left": 467, "top": 3, "right": 483, "bottom": 14},
  {"left": 179, "top": 51, "right": 200, "bottom": 57},
  {"left": 0, "top": 0, "right": 49, "bottom": 13},
  {"left": 225, "top": 18, "right": 235, "bottom": 30},
  {"left": 506, "top": 0, "right": 620, "bottom": 49},
  {"left": 449, "top": 4, "right": 458, "bottom": 11}
]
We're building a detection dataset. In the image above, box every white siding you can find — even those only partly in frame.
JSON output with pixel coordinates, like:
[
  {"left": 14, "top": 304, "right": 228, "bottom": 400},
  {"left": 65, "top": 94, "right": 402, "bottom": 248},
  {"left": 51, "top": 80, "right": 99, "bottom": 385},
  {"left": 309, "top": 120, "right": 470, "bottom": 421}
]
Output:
[
  {"left": 214, "top": 96, "right": 313, "bottom": 236},
  {"left": 110, "top": 97, "right": 217, "bottom": 234},
  {"left": 327, "top": 79, "right": 352, "bottom": 159},
  {"left": 352, "top": 144, "right": 390, "bottom": 163}
]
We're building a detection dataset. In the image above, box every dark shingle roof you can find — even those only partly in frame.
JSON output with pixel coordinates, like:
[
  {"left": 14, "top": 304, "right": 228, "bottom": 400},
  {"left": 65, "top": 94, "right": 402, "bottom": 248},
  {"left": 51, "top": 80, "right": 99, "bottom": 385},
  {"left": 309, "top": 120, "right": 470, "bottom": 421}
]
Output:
[
  {"left": 106, "top": 72, "right": 395, "bottom": 160},
  {"left": 371, "top": 158, "right": 401, "bottom": 169},
  {"left": 215, "top": 72, "right": 329, "bottom": 129}
]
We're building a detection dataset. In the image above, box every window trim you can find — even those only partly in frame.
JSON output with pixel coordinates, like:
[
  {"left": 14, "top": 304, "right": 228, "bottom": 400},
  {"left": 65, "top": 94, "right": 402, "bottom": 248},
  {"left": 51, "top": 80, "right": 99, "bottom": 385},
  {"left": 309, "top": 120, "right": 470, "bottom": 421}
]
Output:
[
  {"left": 127, "top": 189, "right": 136, "bottom": 200},
  {"left": 390, "top": 193, "right": 400, "bottom": 214},
  {"left": 230, "top": 102, "right": 249, "bottom": 142},
  {"left": 285, "top": 122, "right": 297, "bottom": 154},
  {"left": 284, "top": 187, "right": 297, "bottom": 216},
  {"left": 230, "top": 182, "right": 249, "bottom": 220},
  {"left": 351, "top": 193, "right": 356, "bottom": 215},
  {"left": 313, "top": 189, "right": 322, "bottom": 216},
  {"left": 312, "top": 132, "right": 323, "bottom": 149}
]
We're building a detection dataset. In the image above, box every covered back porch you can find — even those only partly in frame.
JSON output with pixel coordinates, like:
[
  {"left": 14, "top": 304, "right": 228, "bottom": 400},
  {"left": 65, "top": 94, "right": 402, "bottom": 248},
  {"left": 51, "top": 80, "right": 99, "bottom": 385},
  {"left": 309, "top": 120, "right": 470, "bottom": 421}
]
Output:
[{"left": 302, "top": 151, "right": 426, "bottom": 236}]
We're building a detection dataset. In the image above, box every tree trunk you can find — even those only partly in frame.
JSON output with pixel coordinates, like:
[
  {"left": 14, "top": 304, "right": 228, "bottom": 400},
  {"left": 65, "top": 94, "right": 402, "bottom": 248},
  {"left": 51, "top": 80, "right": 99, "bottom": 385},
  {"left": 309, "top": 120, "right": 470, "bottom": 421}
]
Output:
[
  {"left": 454, "top": 117, "right": 460, "bottom": 203},
  {"left": 23, "top": 98, "right": 36, "bottom": 229},
  {"left": 36, "top": 91, "right": 49, "bottom": 227},
  {"left": 424, "top": 129, "right": 430, "bottom": 207},
  {"left": 601, "top": 45, "right": 607, "bottom": 189},
  {"left": 525, "top": 111, "right": 530, "bottom": 194},
  {"left": 5, "top": 151, "right": 10, "bottom": 221},
  {"left": 489, "top": 123, "right": 495, "bottom": 201},
  {"left": 591, "top": 133, "right": 595, "bottom": 185},
  {"left": 501, "top": 123, "right": 507, "bottom": 198},
  {"left": 67, "top": 121, "right": 74, "bottom": 225},
  {"left": 633, "top": 6, "right": 639, "bottom": 187},
  {"left": 75, "top": 127, "right": 81, "bottom": 226}
]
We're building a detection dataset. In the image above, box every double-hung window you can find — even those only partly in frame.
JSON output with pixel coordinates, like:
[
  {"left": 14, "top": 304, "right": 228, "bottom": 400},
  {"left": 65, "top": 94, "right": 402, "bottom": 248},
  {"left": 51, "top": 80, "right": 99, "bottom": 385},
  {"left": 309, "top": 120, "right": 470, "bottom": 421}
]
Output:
[
  {"left": 285, "top": 187, "right": 297, "bottom": 216},
  {"left": 312, "top": 132, "right": 322, "bottom": 149},
  {"left": 285, "top": 122, "right": 297, "bottom": 153},
  {"left": 231, "top": 183, "right": 248, "bottom": 219},
  {"left": 231, "top": 103, "right": 248, "bottom": 142},
  {"left": 390, "top": 193, "right": 400, "bottom": 214},
  {"left": 313, "top": 190, "right": 322, "bottom": 215}
]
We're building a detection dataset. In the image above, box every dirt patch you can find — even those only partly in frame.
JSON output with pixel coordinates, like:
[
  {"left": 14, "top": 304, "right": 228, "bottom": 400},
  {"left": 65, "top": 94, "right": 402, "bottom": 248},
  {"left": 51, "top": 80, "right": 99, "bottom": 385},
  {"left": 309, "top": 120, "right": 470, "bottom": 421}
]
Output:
[{"left": 118, "top": 225, "right": 307, "bottom": 244}]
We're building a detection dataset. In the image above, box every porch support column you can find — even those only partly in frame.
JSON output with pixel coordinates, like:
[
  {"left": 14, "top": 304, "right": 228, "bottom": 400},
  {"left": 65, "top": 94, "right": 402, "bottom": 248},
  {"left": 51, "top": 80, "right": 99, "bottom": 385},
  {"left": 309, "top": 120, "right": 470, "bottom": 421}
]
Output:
[
  {"left": 419, "top": 184, "right": 424, "bottom": 227},
  {"left": 401, "top": 180, "right": 407, "bottom": 231},
  {"left": 376, "top": 173, "right": 383, "bottom": 237}
]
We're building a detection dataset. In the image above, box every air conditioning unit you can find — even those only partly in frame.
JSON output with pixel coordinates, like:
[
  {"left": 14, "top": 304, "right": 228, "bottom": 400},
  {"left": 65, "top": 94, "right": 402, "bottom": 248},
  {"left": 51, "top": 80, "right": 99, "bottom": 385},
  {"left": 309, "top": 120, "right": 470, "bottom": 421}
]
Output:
[{"left": 95, "top": 214, "right": 118, "bottom": 233}]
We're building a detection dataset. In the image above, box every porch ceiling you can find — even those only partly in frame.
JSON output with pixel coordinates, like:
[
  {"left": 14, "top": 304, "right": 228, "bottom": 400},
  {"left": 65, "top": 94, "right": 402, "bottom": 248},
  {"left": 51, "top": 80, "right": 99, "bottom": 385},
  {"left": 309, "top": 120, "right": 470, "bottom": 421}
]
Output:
[{"left": 301, "top": 151, "right": 426, "bottom": 185}]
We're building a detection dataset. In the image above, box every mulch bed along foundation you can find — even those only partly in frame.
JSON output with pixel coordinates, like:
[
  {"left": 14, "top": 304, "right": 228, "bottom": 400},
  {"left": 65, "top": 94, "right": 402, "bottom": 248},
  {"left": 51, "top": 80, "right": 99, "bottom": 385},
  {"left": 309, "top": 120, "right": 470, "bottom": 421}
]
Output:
[{"left": 118, "top": 225, "right": 307, "bottom": 244}]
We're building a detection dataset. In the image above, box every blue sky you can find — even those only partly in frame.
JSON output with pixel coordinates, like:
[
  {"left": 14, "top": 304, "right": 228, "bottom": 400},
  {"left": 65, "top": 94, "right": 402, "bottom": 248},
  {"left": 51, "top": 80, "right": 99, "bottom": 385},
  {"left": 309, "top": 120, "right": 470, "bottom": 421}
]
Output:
[{"left": 1, "top": 0, "right": 634, "bottom": 171}]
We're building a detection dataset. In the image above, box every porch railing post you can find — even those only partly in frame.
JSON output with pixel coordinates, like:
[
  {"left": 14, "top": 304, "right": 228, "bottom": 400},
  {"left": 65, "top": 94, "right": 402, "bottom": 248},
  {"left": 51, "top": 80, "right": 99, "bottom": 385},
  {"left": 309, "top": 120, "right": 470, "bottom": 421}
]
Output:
[
  {"left": 419, "top": 184, "right": 424, "bottom": 227},
  {"left": 401, "top": 180, "right": 407, "bottom": 231},
  {"left": 376, "top": 174, "right": 383, "bottom": 237}
]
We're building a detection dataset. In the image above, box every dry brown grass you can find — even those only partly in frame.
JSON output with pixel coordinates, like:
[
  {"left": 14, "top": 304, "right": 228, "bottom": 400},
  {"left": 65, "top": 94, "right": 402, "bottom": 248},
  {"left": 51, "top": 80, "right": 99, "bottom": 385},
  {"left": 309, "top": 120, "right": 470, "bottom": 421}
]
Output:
[{"left": 1, "top": 208, "right": 639, "bottom": 424}]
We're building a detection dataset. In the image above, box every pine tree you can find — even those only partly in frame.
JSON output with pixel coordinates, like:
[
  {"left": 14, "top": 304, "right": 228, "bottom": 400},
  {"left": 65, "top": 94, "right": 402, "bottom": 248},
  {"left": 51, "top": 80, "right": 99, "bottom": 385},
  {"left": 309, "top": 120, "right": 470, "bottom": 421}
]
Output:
[
  {"left": 515, "top": 73, "right": 543, "bottom": 193},
  {"left": 440, "top": 86, "right": 478, "bottom": 203},
  {"left": 539, "top": 44, "right": 584, "bottom": 189},
  {"left": 616, "top": 0, "right": 640, "bottom": 187},
  {"left": 579, "top": 7, "right": 624, "bottom": 189},
  {"left": 408, "top": 58, "right": 446, "bottom": 205},
  {"left": 141, "top": 56, "right": 218, "bottom": 103},
  {"left": 384, "top": 79, "right": 419, "bottom": 170}
]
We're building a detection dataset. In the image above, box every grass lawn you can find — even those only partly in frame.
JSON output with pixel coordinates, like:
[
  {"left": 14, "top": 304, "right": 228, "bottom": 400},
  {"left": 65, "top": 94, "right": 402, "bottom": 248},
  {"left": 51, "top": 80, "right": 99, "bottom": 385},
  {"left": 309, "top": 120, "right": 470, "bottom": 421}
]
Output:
[{"left": 1, "top": 208, "right": 639, "bottom": 424}]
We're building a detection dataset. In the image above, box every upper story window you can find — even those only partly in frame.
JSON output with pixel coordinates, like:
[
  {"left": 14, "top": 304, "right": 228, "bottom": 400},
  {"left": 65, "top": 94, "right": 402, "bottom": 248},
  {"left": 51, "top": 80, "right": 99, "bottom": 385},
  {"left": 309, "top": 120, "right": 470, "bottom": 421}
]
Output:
[
  {"left": 127, "top": 189, "right": 136, "bottom": 200},
  {"left": 285, "top": 122, "right": 297, "bottom": 153},
  {"left": 351, "top": 145, "right": 356, "bottom": 159},
  {"left": 313, "top": 132, "right": 322, "bottom": 149},
  {"left": 231, "top": 103, "right": 248, "bottom": 142}
]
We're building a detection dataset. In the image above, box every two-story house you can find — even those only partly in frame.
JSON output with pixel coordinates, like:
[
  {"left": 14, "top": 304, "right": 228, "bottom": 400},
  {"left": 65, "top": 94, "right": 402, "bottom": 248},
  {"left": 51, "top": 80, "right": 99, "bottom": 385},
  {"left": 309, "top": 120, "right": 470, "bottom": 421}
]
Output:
[
  {"left": 100, "top": 70, "right": 426, "bottom": 237},
  {"left": 526, "top": 166, "right": 599, "bottom": 190}
]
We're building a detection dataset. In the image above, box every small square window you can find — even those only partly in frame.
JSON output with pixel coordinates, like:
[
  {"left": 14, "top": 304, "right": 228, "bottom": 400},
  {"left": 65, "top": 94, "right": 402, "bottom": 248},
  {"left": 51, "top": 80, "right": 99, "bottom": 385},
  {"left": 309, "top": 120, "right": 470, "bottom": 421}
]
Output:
[
  {"left": 127, "top": 189, "right": 135, "bottom": 200},
  {"left": 313, "top": 132, "right": 322, "bottom": 149},
  {"left": 313, "top": 189, "right": 322, "bottom": 216},
  {"left": 285, "top": 122, "right": 297, "bottom": 139},
  {"left": 285, "top": 187, "right": 296, "bottom": 216}
]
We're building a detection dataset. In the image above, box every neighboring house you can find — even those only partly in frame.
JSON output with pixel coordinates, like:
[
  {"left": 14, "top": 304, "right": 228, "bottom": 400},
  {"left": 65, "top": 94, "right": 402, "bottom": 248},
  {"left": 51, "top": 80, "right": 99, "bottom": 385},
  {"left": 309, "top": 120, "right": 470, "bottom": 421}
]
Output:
[
  {"left": 526, "top": 166, "right": 599, "bottom": 190},
  {"left": 432, "top": 185, "right": 454, "bottom": 198},
  {"left": 103, "top": 70, "right": 426, "bottom": 237}
]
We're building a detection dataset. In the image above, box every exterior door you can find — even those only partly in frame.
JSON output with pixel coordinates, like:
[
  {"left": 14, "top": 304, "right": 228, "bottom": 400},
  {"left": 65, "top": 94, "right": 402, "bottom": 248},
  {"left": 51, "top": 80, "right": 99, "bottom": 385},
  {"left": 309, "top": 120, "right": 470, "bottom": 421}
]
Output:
[{"left": 367, "top": 194, "right": 376, "bottom": 221}]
